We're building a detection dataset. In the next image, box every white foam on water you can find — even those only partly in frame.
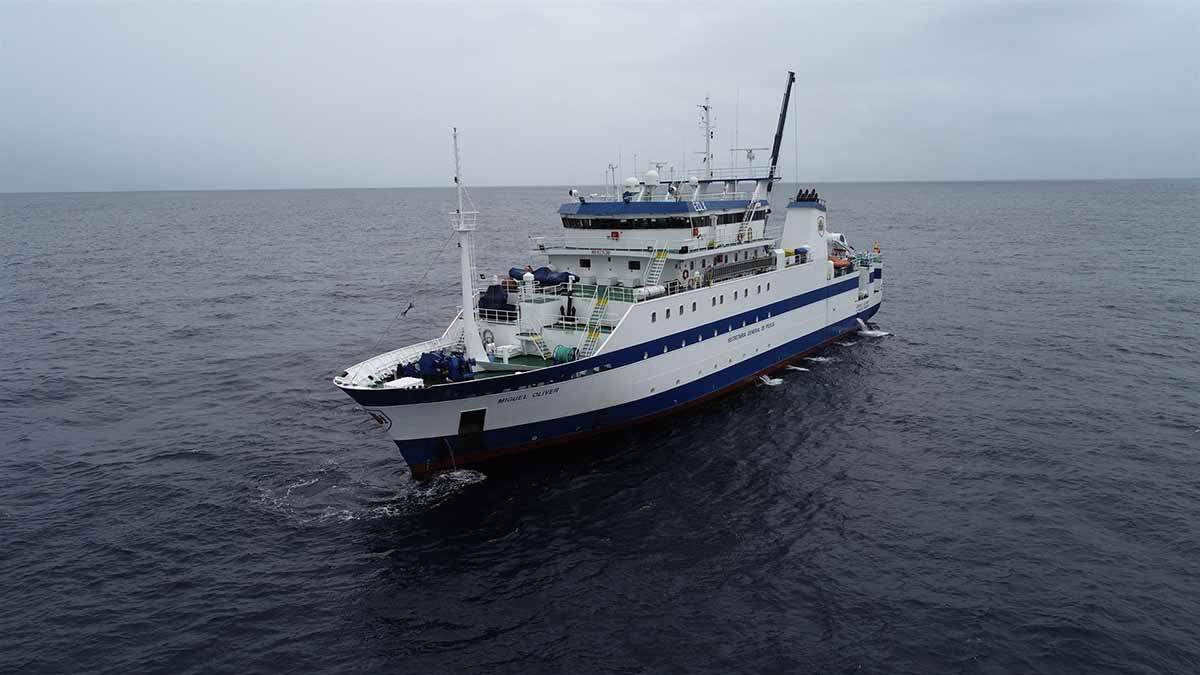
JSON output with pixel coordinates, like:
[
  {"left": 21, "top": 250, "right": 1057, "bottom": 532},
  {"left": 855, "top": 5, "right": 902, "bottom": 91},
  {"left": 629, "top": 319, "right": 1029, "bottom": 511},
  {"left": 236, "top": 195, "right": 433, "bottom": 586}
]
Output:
[
  {"left": 759, "top": 375, "right": 783, "bottom": 386},
  {"left": 805, "top": 356, "right": 835, "bottom": 363},
  {"left": 858, "top": 329, "right": 892, "bottom": 337},
  {"left": 836, "top": 340, "right": 857, "bottom": 347},
  {"left": 785, "top": 365, "right": 810, "bottom": 371}
]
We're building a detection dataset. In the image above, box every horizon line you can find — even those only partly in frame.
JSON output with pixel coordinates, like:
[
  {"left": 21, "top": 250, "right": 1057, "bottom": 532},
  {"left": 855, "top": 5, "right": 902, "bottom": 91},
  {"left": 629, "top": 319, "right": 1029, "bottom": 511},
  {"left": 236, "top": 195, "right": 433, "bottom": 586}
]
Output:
[{"left": 3, "top": 175, "right": 1198, "bottom": 197}]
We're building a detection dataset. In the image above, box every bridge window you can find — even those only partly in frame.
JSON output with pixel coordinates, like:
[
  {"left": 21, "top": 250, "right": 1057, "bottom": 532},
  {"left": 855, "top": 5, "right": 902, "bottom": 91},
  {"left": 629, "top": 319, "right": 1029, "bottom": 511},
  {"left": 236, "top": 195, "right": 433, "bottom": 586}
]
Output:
[{"left": 579, "top": 258, "right": 591, "bottom": 268}]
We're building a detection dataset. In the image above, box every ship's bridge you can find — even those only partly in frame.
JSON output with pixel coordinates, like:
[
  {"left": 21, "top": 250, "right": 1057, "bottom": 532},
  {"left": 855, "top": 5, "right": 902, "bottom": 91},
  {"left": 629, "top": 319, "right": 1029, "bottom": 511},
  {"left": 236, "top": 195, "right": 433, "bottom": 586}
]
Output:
[{"left": 555, "top": 198, "right": 771, "bottom": 252}]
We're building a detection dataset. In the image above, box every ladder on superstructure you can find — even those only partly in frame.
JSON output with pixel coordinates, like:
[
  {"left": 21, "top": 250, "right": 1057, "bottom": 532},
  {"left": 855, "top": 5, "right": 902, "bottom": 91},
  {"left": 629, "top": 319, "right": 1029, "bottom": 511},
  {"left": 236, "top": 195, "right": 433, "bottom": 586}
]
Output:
[
  {"left": 524, "top": 331, "right": 553, "bottom": 360},
  {"left": 577, "top": 288, "right": 610, "bottom": 358},
  {"left": 644, "top": 247, "right": 669, "bottom": 286},
  {"left": 736, "top": 200, "right": 761, "bottom": 243}
]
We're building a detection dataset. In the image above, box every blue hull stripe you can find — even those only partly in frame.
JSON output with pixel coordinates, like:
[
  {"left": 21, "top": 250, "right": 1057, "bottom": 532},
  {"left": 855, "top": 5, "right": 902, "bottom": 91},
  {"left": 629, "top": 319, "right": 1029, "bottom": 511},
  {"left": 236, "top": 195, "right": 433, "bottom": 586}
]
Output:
[
  {"left": 345, "top": 274, "right": 872, "bottom": 406},
  {"left": 394, "top": 304, "right": 881, "bottom": 473}
]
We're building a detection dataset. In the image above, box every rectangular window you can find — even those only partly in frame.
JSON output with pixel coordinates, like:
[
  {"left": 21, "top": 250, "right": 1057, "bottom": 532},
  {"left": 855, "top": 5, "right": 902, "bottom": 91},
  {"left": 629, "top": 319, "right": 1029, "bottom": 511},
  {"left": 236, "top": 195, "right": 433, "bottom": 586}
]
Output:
[
  {"left": 720, "top": 295, "right": 724, "bottom": 304},
  {"left": 666, "top": 308, "right": 671, "bottom": 318},
  {"left": 679, "top": 304, "right": 684, "bottom": 315},
  {"left": 757, "top": 285, "right": 761, "bottom": 294},
  {"left": 711, "top": 297, "right": 716, "bottom": 307},
  {"left": 734, "top": 291, "right": 738, "bottom": 300},
  {"left": 691, "top": 302, "right": 697, "bottom": 311},
  {"left": 628, "top": 260, "right": 641, "bottom": 271},
  {"left": 651, "top": 312, "right": 656, "bottom": 323},
  {"left": 579, "top": 258, "right": 591, "bottom": 268}
]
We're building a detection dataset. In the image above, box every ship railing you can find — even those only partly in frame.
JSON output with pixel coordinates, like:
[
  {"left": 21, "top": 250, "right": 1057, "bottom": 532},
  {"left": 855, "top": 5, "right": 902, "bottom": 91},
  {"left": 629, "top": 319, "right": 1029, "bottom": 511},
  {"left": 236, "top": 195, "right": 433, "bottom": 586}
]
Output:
[
  {"left": 684, "top": 165, "right": 774, "bottom": 181},
  {"left": 478, "top": 308, "right": 518, "bottom": 325},
  {"left": 337, "top": 315, "right": 466, "bottom": 387},
  {"left": 531, "top": 233, "right": 770, "bottom": 255}
]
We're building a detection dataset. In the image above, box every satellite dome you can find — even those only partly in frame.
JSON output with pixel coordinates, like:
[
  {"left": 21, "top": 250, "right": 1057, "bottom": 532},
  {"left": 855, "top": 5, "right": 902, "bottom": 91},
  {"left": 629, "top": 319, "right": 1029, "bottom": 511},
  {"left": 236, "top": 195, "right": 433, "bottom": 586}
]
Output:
[
  {"left": 688, "top": 176, "right": 699, "bottom": 186},
  {"left": 624, "top": 176, "right": 639, "bottom": 188},
  {"left": 645, "top": 169, "right": 659, "bottom": 183}
]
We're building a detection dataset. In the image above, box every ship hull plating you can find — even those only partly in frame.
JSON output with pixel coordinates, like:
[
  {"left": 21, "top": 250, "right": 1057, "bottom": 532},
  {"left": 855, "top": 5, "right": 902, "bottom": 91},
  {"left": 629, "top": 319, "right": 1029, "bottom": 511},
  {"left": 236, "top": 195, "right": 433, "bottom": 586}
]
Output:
[{"left": 341, "top": 271, "right": 882, "bottom": 478}]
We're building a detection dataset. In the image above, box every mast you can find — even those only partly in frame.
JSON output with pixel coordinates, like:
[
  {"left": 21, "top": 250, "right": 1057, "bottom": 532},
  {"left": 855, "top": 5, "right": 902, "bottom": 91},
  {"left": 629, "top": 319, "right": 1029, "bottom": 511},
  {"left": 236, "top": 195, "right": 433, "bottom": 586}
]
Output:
[
  {"left": 698, "top": 96, "right": 714, "bottom": 179},
  {"left": 766, "top": 70, "right": 796, "bottom": 192},
  {"left": 451, "top": 128, "right": 489, "bottom": 363}
]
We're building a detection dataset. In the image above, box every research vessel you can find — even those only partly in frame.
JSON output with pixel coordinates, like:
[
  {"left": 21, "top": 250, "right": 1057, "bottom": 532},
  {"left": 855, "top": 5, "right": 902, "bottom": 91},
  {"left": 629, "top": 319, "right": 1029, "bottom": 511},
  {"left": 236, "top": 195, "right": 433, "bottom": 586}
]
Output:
[{"left": 334, "top": 72, "right": 884, "bottom": 477}]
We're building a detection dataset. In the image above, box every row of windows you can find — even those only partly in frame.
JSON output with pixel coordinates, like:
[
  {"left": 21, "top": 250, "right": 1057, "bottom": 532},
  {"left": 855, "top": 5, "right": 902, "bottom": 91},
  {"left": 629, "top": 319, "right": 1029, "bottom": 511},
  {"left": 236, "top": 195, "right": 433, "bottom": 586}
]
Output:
[
  {"left": 561, "top": 210, "right": 770, "bottom": 230},
  {"left": 650, "top": 282, "right": 770, "bottom": 323},
  {"left": 578, "top": 258, "right": 640, "bottom": 270},
  {"left": 713, "top": 210, "right": 769, "bottom": 225},
  {"left": 578, "top": 248, "right": 761, "bottom": 273},
  {"left": 641, "top": 307, "right": 776, "bottom": 362}
]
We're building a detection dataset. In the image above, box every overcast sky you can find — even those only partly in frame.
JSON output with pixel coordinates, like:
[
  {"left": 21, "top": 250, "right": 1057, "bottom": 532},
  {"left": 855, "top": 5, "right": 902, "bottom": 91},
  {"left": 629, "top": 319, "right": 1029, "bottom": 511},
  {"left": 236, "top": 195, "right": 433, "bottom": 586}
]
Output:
[{"left": 2, "top": 1, "right": 1197, "bottom": 192}]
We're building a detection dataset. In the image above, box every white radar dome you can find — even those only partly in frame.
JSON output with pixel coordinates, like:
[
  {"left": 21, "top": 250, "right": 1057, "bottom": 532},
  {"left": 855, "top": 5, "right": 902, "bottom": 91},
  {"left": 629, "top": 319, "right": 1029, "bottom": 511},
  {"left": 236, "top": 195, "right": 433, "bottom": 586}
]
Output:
[
  {"left": 644, "top": 169, "right": 659, "bottom": 183},
  {"left": 624, "top": 176, "right": 639, "bottom": 188},
  {"left": 688, "top": 176, "right": 699, "bottom": 186}
]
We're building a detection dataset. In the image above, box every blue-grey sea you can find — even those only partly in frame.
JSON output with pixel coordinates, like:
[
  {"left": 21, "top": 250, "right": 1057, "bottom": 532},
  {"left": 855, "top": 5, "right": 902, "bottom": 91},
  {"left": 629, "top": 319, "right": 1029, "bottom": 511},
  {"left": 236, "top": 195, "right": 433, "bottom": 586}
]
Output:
[{"left": 2, "top": 180, "right": 1199, "bottom": 673}]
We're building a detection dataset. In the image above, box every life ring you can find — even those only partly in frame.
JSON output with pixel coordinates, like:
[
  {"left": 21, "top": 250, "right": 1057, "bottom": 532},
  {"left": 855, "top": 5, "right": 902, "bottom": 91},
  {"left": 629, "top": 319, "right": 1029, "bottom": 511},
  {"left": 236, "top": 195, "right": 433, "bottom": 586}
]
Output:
[
  {"left": 610, "top": 230, "right": 620, "bottom": 240},
  {"left": 692, "top": 227, "right": 700, "bottom": 238},
  {"left": 682, "top": 268, "right": 689, "bottom": 281},
  {"left": 830, "top": 256, "right": 851, "bottom": 269}
]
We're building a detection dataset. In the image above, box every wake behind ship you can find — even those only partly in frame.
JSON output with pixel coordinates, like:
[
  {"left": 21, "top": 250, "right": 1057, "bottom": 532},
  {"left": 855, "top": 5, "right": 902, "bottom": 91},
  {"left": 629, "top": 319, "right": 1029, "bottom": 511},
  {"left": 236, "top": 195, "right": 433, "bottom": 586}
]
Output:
[{"left": 334, "top": 72, "right": 884, "bottom": 478}]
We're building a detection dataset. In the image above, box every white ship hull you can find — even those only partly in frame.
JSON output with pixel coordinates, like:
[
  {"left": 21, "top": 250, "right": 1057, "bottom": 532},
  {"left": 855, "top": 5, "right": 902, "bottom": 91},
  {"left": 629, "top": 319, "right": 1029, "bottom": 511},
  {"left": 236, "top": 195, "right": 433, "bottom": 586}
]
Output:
[
  {"left": 335, "top": 73, "right": 888, "bottom": 478},
  {"left": 340, "top": 260, "right": 882, "bottom": 477}
]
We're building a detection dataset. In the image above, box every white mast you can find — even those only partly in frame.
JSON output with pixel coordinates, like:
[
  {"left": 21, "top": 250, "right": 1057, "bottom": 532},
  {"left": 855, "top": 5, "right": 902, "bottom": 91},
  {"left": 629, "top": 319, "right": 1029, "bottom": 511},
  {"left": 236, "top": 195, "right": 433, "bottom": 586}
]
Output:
[
  {"left": 697, "top": 95, "right": 714, "bottom": 179},
  {"left": 451, "top": 128, "right": 489, "bottom": 363}
]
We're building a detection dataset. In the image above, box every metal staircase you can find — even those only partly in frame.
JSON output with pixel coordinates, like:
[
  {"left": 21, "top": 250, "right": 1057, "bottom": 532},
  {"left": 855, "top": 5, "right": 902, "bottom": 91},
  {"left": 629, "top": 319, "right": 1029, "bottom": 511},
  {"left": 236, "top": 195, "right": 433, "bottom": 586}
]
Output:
[
  {"left": 735, "top": 200, "right": 761, "bottom": 243},
  {"left": 516, "top": 329, "right": 552, "bottom": 360},
  {"left": 644, "top": 247, "right": 669, "bottom": 286},
  {"left": 577, "top": 289, "right": 610, "bottom": 358}
]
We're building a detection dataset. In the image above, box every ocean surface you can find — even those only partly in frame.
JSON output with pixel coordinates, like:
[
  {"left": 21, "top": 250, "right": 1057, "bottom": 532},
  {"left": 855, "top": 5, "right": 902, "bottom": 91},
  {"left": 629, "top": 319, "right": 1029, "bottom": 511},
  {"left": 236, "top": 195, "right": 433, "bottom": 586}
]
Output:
[{"left": 2, "top": 180, "right": 1198, "bottom": 673}]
